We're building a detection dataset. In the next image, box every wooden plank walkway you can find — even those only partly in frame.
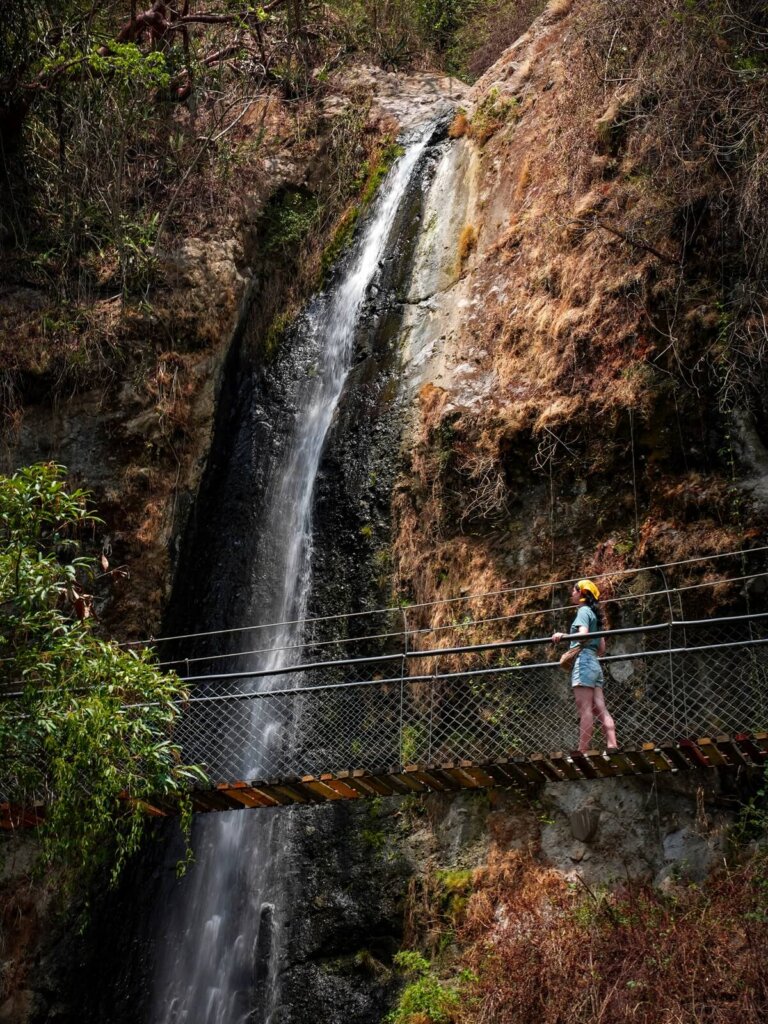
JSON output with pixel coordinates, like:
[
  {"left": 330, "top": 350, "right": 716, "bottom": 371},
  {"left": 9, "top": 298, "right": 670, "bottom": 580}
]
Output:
[{"left": 4, "top": 732, "right": 767, "bottom": 828}]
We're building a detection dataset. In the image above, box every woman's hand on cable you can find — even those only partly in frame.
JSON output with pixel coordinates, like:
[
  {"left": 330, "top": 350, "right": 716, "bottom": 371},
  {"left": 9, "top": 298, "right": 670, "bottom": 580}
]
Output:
[{"left": 551, "top": 632, "right": 565, "bottom": 642}]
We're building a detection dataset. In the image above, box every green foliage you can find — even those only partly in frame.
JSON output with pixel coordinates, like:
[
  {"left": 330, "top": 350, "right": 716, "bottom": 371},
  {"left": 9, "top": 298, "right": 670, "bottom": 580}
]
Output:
[
  {"left": 360, "top": 141, "right": 406, "bottom": 204},
  {"left": 260, "top": 188, "right": 321, "bottom": 256},
  {"left": 388, "top": 950, "right": 471, "bottom": 1024},
  {"left": 326, "top": 0, "right": 544, "bottom": 79},
  {"left": 435, "top": 868, "right": 473, "bottom": 924},
  {"left": 393, "top": 949, "right": 432, "bottom": 975},
  {"left": 401, "top": 723, "right": 424, "bottom": 763},
  {"left": 39, "top": 42, "right": 171, "bottom": 91},
  {"left": 0, "top": 463, "right": 204, "bottom": 884},
  {"left": 263, "top": 310, "right": 295, "bottom": 358},
  {"left": 321, "top": 208, "right": 360, "bottom": 274},
  {"left": 321, "top": 136, "right": 404, "bottom": 275},
  {"left": 2, "top": 1, "right": 242, "bottom": 302},
  {"left": 412, "top": 0, "right": 465, "bottom": 52},
  {"left": 734, "top": 765, "right": 768, "bottom": 845},
  {"left": 470, "top": 87, "right": 520, "bottom": 145}
]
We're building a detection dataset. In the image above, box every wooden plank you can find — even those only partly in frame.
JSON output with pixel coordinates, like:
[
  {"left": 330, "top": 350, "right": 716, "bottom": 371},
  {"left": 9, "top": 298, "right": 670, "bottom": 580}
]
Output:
[
  {"left": 495, "top": 760, "right": 543, "bottom": 789},
  {"left": 697, "top": 737, "right": 729, "bottom": 767},
  {"left": 0, "top": 803, "right": 45, "bottom": 830},
  {"left": 677, "top": 740, "right": 711, "bottom": 769},
  {"left": 713, "top": 736, "right": 749, "bottom": 768},
  {"left": 296, "top": 778, "right": 343, "bottom": 801},
  {"left": 318, "top": 775, "right": 363, "bottom": 800},
  {"left": 341, "top": 774, "right": 386, "bottom": 798},
  {"left": 415, "top": 770, "right": 462, "bottom": 790},
  {"left": 570, "top": 752, "right": 600, "bottom": 779},
  {"left": 585, "top": 752, "right": 618, "bottom": 778},
  {"left": 349, "top": 772, "right": 397, "bottom": 797},
  {"left": 389, "top": 772, "right": 429, "bottom": 794},
  {"left": 548, "top": 753, "right": 585, "bottom": 781},
  {"left": 270, "top": 783, "right": 319, "bottom": 804},
  {"left": 456, "top": 764, "right": 498, "bottom": 788},
  {"left": 403, "top": 768, "right": 457, "bottom": 792},
  {"left": 381, "top": 773, "right": 418, "bottom": 795},
  {"left": 252, "top": 784, "right": 294, "bottom": 806},
  {"left": 424, "top": 767, "right": 464, "bottom": 790},
  {"left": 606, "top": 749, "right": 641, "bottom": 775},
  {"left": 217, "top": 784, "right": 274, "bottom": 809},
  {"left": 133, "top": 799, "right": 170, "bottom": 817},
  {"left": 640, "top": 745, "right": 675, "bottom": 773},
  {"left": 530, "top": 753, "right": 566, "bottom": 782},
  {"left": 440, "top": 766, "right": 484, "bottom": 789},
  {"left": 621, "top": 749, "right": 655, "bottom": 774},
  {"left": 482, "top": 763, "right": 523, "bottom": 789},
  {"left": 190, "top": 790, "right": 242, "bottom": 812},
  {"left": 659, "top": 744, "right": 692, "bottom": 771},
  {"left": 735, "top": 734, "right": 767, "bottom": 765},
  {"left": 511, "top": 758, "right": 548, "bottom": 786},
  {"left": 119, "top": 789, "right": 177, "bottom": 815}
]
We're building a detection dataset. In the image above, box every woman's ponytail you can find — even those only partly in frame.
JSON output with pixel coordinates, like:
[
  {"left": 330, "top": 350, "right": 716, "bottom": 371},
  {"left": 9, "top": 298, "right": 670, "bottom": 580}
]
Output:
[{"left": 581, "top": 590, "right": 603, "bottom": 631}]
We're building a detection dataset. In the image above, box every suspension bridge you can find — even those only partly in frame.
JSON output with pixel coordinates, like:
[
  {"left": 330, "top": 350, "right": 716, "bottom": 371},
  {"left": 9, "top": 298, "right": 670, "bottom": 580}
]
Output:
[{"left": 4, "top": 549, "right": 768, "bottom": 825}]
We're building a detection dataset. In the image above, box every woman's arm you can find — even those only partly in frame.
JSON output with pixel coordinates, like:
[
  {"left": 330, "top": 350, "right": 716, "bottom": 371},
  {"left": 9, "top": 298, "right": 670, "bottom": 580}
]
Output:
[{"left": 551, "top": 626, "right": 589, "bottom": 643}]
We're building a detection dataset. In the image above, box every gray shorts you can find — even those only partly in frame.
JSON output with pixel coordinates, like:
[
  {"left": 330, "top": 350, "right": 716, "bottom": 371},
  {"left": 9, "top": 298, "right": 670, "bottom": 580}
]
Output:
[{"left": 571, "top": 648, "right": 604, "bottom": 688}]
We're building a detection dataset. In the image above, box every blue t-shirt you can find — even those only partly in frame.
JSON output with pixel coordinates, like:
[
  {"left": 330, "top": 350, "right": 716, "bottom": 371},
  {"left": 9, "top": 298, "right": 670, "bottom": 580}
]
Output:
[{"left": 569, "top": 605, "right": 600, "bottom": 651}]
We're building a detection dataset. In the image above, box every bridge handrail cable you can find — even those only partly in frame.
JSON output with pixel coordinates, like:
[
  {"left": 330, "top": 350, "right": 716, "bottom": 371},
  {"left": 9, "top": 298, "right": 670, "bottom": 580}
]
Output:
[
  {"left": 138, "top": 632, "right": 768, "bottom": 707},
  {"left": 156, "top": 570, "right": 768, "bottom": 670},
  {"left": 175, "top": 610, "right": 768, "bottom": 684},
  {"left": 118, "top": 545, "right": 768, "bottom": 649}
]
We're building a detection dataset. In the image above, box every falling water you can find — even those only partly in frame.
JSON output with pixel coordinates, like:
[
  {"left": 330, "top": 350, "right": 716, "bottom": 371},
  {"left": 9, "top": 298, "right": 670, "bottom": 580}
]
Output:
[{"left": 151, "top": 128, "right": 432, "bottom": 1024}]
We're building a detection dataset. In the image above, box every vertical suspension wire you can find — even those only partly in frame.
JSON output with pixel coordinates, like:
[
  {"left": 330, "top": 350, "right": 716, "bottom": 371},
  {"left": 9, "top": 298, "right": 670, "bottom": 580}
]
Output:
[
  {"left": 427, "top": 649, "right": 437, "bottom": 767},
  {"left": 629, "top": 406, "right": 640, "bottom": 547},
  {"left": 740, "top": 550, "right": 767, "bottom": 732},
  {"left": 658, "top": 566, "right": 681, "bottom": 741},
  {"left": 399, "top": 606, "right": 408, "bottom": 770}
]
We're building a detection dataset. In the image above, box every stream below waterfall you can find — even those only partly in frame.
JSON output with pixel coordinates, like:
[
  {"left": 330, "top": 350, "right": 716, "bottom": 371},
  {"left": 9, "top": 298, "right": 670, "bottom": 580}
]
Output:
[{"left": 150, "top": 125, "right": 439, "bottom": 1024}]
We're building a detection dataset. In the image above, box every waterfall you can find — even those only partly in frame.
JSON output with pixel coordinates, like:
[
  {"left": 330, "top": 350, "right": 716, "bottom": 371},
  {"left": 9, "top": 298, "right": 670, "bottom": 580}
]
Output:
[{"left": 151, "top": 128, "right": 432, "bottom": 1024}]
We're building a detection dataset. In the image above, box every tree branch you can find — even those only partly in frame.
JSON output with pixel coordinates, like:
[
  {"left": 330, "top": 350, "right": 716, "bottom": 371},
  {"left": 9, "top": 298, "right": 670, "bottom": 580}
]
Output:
[{"left": 595, "top": 218, "right": 682, "bottom": 266}]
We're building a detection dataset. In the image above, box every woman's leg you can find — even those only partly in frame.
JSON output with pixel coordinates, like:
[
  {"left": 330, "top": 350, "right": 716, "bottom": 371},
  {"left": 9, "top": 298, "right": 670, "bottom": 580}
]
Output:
[
  {"left": 592, "top": 687, "right": 617, "bottom": 748},
  {"left": 573, "top": 686, "right": 595, "bottom": 752}
]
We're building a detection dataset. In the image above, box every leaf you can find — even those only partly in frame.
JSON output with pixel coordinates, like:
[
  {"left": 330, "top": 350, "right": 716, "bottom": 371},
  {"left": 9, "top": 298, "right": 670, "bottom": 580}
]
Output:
[{"left": 100, "top": 553, "right": 109, "bottom": 572}]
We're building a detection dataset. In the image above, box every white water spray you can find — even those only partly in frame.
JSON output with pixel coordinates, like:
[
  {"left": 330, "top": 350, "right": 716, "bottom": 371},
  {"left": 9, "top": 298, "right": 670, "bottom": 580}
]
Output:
[{"left": 152, "top": 129, "right": 431, "bottom": 1024}]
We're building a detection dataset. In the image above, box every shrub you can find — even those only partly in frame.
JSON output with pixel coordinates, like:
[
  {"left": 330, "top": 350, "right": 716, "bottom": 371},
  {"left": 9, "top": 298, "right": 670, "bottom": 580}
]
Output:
[
  {"left": 0, "top": 463, "right": 204, "bottom": 885},
  {"left": 387, "top": 951, "right": 462, "bottom": 1024}
]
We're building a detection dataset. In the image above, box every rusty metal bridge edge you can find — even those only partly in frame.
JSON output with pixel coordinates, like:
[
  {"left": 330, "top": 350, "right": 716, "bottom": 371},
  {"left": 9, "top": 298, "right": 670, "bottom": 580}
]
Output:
[
  {"left": 142, "top": 731, "right": 768, "bottom": 815},
  {"left": 4, "top": 732, "right": 767, "bottom": 829}
]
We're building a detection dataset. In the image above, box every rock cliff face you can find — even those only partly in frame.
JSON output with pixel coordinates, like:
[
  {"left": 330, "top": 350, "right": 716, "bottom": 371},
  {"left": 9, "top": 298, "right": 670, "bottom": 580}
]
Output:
[
  {"left": 13, "top": 772, "right": 745, "bottom": 1024},
  {"left": 0, "top": 67, "right": 464, "bottom": 641},
  {"left": 393, "top": 0, "right": 768, "bottom": 613}
]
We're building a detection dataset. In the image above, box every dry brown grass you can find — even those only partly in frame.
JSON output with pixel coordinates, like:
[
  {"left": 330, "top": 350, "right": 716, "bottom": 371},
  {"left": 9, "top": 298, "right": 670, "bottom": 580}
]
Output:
[
  {"left": 545, "top": 0, "right": 573, "bottom": 18},
  {"left": 455, "top": 0, "right": 548, "bottom": 80},
  {"left": 457, "top": 224, "right": 478, "bottom": 267},
  {"left": 449, "top": 112, "right": 469, "bottom": 139},
  {"left": 514, "top": 156, "right": 532, "bottom": 200},
  {"left": 394, "top": 0, "right": 768, "bottom": 619},
  {"left": 445, "top": 849, "right": 768, "bottom": 1024}
]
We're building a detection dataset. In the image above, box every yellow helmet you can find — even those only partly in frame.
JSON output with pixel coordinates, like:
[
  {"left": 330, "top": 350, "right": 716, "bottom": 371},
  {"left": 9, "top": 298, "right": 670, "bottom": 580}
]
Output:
[{"left": 577, "top": 578, "right": 600, "bottom": 600}]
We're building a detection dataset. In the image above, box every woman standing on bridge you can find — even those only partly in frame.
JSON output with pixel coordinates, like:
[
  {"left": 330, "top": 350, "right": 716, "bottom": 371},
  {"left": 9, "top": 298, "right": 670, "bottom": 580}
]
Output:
[{"left": 552, "top": 579, "right": 617, "bottom": 753}]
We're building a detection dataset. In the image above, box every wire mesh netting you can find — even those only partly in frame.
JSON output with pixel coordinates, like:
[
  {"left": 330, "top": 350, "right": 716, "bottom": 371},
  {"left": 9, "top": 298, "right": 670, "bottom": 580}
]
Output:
[
  {"left": 4, "top": 554, "right": 768, "bottom": 801},
  {"left": 171, "top": 614, "right": 768, "bottom": 786}
]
